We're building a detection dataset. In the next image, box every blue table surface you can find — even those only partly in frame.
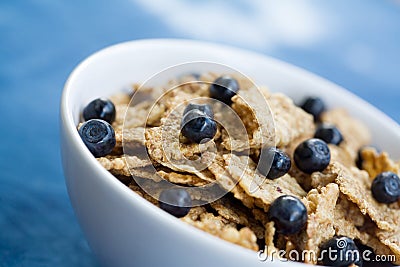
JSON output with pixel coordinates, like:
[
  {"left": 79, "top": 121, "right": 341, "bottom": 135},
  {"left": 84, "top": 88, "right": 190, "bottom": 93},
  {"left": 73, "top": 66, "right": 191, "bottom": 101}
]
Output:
[{"left": 0, "top": 0, "right": 399, "bottom": 266}]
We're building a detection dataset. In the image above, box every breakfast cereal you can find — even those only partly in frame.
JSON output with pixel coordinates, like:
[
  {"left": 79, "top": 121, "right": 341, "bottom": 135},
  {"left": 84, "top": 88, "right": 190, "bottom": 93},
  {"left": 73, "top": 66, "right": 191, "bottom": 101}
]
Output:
[{"left": 79, "top": 72, "right": 400, "bottom": 266}]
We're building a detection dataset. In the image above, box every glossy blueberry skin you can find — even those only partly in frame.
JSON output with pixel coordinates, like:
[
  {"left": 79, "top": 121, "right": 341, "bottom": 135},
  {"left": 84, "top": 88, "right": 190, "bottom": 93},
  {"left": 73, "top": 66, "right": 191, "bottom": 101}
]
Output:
[
  {"left": 371, "top": 172, "right": 400, "bottom": 204},
  {"left": 181, "top": 109, "right": 217, "bottom": 144},
  {"left": 315, "top": 124, "right": 343, "bottom": 145},
  {"left": 183, "top": 103, "right": 214, "bottom": 118},
  {"left": 158, "top": 188, "right": 192, "bottom": 218},
  {"left": 83, "top": 98, "right": 116, "bottom": 124},
  {"left": 258, "top": 147, "right": 291, "bottom": 179},
  {"left": 78, "top": 119, "right": 116, "bottom": 157},
  {"left": 267, "top": 195, "right": 307, "bottom": 235},
  {"left": 294, "top": 138, "right": 331, "bottom": 174},
  {"left": 300, "top": 97, "right": 326, "bottom": 121},
  {"left": 320, "top": 236, "right": 361, "bottom": 266},
  {"left": 209, "top": 75, "right": 239, "bottom": 105}
]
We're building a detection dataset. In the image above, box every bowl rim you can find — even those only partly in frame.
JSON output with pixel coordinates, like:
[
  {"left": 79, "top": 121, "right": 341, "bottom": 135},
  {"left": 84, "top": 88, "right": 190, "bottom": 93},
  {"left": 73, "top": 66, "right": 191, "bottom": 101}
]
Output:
[{"left": 61, "top": 38, "right": 400, "bottom": 266}]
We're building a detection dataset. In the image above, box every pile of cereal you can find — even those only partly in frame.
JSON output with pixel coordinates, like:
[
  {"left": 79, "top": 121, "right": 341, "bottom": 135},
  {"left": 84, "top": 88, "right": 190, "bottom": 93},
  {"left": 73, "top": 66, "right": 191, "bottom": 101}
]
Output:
[{"left": 77, "top": 73, "right": 400, "bottom": 266}]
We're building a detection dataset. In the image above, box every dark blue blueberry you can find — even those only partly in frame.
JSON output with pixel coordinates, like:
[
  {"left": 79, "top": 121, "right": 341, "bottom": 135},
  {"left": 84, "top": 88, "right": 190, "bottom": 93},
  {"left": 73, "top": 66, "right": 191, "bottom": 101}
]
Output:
[
  {"left": 356, "top": 146, "right": 380, "bottom": 169},
  {"left": 354, "top": 242, "right": 379, "bottom": 266},
  {"left": 371, "top": 172, "right": 400, "bottom": 204},
  {"left": 267, "top": 195, "right": 307, "bottom": 235},
  {"left": 83, "top": 98, "right": 116, "bottom": 124},
  {"left": 258, "top": 147, "right": 291, "bottom": 179},
  {"left": 159, "top": 188, "right": 192, "bottom": 218},
  {"left": 294, "top": 138, "right": 331, "bottom": 174},
  {"left": 183, "top": 103, "right": 214, "bottom": 118},
  {"left": 209, "top": 76, "right": 239, "bottom": 105},
  {"left": 78, "top": 119, "right": 116, "bottom": 157},
  {"left": 181, "top": 109, "right": 217, "bottom": 144},
  {"left": 300, "top": 97, "right": 326, "bottom": 121},
  {"left": 353, "top": 255, "right": 363, "bottom": 267},
  {"left": 320, "top": 236, "right": 361, "bottom": 266},
  {"left": 315, "top": 124, "right": 344, "bottom": 145}
]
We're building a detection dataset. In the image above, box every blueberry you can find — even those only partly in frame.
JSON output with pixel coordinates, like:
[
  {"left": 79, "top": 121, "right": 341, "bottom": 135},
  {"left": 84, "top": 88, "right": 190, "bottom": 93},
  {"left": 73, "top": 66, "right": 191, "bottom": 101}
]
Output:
[
  {"left": 300, "top": 97, "right": 326, "bottom": 121},
  {"left": 83, "top": 98, "right": 116, "bottom": 124},
  {"left": 371, "top": 172, "right": 400, "bottom": 204},
  {"left": 209, "top": 76, "right": 239, "bottom": 104},
  {"left": 78, "top": 119, "right": 116, "bottom": 157},
  {"left": 355, "top": 242, "right": 376, "bottom": 266},
  {"left": 315, "top": 124, "right": 343, "bottom": 145},
  {"left": 258, "top": 147, "right": 291, "bottom": 179},
  {"left": 183, "top": 103, "right": 214, "bottom": 118},
  {"left": 181, "top": 109, "right": 217, "bottom": 144},
  {"left": 294, "top": 138, "right": 331, "bottom": 174},
  {"left": 159, "top": 188, "right": 192, "bottom": 218},
  {"left": 267, "top": 195, "right": 307, "bottom": 235},
  {"left": 320, "top": 236, "right": 361, "bottom": 266}
]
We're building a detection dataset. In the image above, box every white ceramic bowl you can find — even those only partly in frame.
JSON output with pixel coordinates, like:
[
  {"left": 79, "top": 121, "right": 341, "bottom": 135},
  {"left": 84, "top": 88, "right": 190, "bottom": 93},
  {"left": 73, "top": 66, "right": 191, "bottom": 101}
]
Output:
[{"left": 60, "top": 39, "right": 400, "bottom": 267}]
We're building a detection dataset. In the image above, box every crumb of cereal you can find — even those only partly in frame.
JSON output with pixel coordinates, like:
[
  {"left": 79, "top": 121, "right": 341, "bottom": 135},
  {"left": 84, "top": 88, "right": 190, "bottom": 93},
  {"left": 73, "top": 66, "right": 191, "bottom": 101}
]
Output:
[
  {"left": 224, "top": 154, "right": 306, "bottom": 211},
  {"left": 114, "top": 127, "right": 146, "bottom": 149},
  {"left": 207, "top": 154, "right": 256, "bottom": 209},
  {"left": 331, "top": 196, "right": 380, "bottom": 256},
  {"left": 229, "top": 91, "right": 315, "bottom": 151},
  {"left": 97, "top": 155, "right": 153, "bottom": 177},
  {"left": 321, "top": 108, "right": 371, "bottom": 158},
  {"left": 108, "top": 92, "right": 131, "bottom": 106},
  {"left": 161, "top": 89, "right": 202, "bottom": 114},
  {"left": 264, "top": 221, "right": 279, "bottom": 254},
  {"left": 296, "top": 183, "right": 339, "bottom": 264},
  {"left": 145, "top": 112, "right": 215, "bottom": 162},
  {"left": 376, "top": 230, "right": 400, "bottom": 264},
  {"left": 335, "top": 194, "right": 365, "bottom": 228},
  {"left": 328, "top": 144, "right": 355, "bottom": 168},
  {"left": 172, "top": 76, "right": 211, "bottom": 97},
  {"left": 113, "top": 103, "right": 148, "bottom": 129},
  {"left": 146, "top": 103, "right": 166, "bottom": 126},
  {"left": 361, "top": 147, "right": 399, "bottom": 179},
  {"left": 210, "top": 197, "right": 265, "bottom": 239},
  {"left": 184, "top": 206, "right": 207, "bottom": 221},
  {"left": 157, "top": 169, "right": 209, "bottom": 186},
  {"left": 210, "top": 197, "right": 250, "bottom": 226},
  {"left": 130, "top": 178, "right": 220, "bottom": 204},
  {"left": 145, "top": 111, "right": 216, "bottom": 182},
  {"left": 335, "top": 163, "right": 400, "bottom": 232},
  {"left": 267, "top": 93, "right": 315, "bottom": 147},
  {"left": 231, "top": 87, "right": 274, "bottom": 146},
  {"left": 310, "top": 163, "right": 342, "bottom": 189},
  {"left": 182, "top": 211, "right": 258, "bottom": 251},
  {"left": 207, "top": 153, "right": 237, "bottom": 191},
  {"left": 128, "top": 181, "right": 158, "bottom": 205}
]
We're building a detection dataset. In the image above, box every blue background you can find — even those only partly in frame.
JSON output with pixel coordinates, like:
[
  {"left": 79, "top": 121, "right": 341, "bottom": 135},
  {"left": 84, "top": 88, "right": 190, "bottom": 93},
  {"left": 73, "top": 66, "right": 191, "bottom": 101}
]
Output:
[{"left": 0, "top": 1, "right": 399, "bottom": 266}]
